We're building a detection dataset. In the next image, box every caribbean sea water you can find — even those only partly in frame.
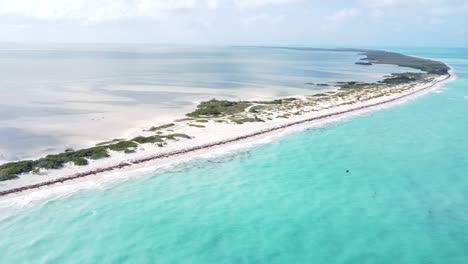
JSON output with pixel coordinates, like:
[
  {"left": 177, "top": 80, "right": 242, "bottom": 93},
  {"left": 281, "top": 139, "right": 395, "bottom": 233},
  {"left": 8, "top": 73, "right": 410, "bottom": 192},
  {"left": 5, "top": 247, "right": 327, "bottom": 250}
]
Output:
[{"left": 0, "top": 48, "right": 467, "bottom": 263}]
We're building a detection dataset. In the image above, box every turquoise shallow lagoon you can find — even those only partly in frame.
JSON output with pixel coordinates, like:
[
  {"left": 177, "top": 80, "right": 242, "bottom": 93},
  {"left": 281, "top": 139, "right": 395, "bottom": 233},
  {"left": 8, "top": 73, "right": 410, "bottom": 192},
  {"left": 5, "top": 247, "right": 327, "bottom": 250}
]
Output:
[{"left": 0, "top": 48, "right": 467, "bottom": 263}]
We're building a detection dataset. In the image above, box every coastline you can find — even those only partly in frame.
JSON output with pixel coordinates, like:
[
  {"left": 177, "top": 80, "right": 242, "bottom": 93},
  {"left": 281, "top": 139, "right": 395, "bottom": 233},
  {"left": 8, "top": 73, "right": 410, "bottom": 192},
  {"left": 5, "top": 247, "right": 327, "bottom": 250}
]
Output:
[{"left": 0, "top": 70, "right": 454, "bottom": 198}]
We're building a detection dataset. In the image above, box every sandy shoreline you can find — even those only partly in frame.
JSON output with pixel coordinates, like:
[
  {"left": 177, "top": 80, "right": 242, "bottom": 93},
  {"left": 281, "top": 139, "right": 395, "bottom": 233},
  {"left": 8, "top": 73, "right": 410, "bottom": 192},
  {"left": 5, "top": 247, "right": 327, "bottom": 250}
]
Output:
[{"left": 0, "top": 71, "right": 454, "bottom": 198}]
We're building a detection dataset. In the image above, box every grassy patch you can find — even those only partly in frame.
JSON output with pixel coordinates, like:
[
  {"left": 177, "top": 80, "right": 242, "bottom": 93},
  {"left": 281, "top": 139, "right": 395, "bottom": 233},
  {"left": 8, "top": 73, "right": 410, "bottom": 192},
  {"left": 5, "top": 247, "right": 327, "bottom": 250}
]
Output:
[
  {"left": 72, "top": 157, "right": 88, "bottom": 166},
  {"left": 312, "top": 93, "right": 328, "bottom": 97},
  {"left": 187, "top": 99, "right": 251, "bottom": 117},
  {"left": 252, "top": 98, "right": 297, "bottom": 105},
  {"left": 189, "top": 124, "right": 205, "bottom": 128},
  {"left": 164, "top": 133, "right": 191, "bottom": 139},
  {"left": 0, "top": 160, "right": 32, "bottom": 181},
  {"left": 147, "top": 123, "right": 175, "bottom": 131},
  {"left": 96, "top": 138, "right": 123, "bottom": 146},
  {"left": 231, "top": 116, "right": 264, "bottom": 124},
  {"left": 0, "top": 132, "right": 192, "bottom": 180},
  {"left": 361, "top": 50, "right": 450, "bottom": 75},
  {"left": 132, "top": 136, "right": 163, "bottom": 144},
  {"left": 108, "top": 141, "right": 138, "bottom": 152},
  {"left": 249, "top": 105, "right": 266, "bottom": 113}
]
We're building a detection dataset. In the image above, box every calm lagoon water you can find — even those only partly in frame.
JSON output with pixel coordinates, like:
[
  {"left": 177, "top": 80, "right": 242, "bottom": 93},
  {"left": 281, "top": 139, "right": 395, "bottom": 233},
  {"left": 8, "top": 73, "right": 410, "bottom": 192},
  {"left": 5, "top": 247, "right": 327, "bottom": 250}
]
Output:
[
  {"left": 0, "top": 45, "right": 417, "bottom": 161},
  {"left": 0, "top": 48, "right": 467, "bottom": 263}
]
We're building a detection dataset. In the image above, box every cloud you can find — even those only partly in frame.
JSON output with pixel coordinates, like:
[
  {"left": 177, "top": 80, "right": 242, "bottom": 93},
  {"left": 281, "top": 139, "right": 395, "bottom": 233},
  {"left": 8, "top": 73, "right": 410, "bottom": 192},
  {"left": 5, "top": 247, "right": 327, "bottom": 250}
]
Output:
[
  {"left": 325, "top": 8, "right": 360, "bottom": 23},
  {"left": 0, "top": 0, "right": 307, "bottom": 25},
  {"left": 0, "top": 0, "right": 216, "bottom": 24},
  {"left": 430, "top": 4, "right": 468, "bottom": 16},
  {"left": 359, "top": 0, "right": 468, "bottom": 16},
  {"left": 358, "top": 0, "right": 444, "bottom": 9},
  {"left": 320, "top": 8, "right": 360, "bottom": 31},
  {"left": 232, "top": 0, "right": 303, "bottom": 8},
  {"left": 242, "top": 13, "right": 283, "bottom": 26}
]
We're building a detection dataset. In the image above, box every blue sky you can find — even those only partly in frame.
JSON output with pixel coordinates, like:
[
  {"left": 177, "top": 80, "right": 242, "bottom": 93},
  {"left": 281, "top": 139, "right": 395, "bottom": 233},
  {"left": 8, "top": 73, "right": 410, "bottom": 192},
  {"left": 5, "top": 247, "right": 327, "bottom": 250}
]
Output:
[{"left": 1, "top": 0, "right": 467, "bottom": 47}]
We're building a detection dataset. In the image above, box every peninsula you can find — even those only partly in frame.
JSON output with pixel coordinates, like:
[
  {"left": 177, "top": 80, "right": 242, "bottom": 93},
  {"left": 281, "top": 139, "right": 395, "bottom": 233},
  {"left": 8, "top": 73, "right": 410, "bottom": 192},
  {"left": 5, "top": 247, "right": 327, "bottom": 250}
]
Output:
[{"left": 0, "top": 49, "right": 452, "bottom": 196}]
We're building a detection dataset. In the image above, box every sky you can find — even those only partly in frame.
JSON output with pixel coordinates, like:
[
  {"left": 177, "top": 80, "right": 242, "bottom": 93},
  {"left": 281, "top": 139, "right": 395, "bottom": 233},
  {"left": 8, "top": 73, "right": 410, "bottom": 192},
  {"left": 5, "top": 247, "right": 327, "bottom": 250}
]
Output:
[{"left": 0, "top": 0, "right": 467, "bottom": 47}]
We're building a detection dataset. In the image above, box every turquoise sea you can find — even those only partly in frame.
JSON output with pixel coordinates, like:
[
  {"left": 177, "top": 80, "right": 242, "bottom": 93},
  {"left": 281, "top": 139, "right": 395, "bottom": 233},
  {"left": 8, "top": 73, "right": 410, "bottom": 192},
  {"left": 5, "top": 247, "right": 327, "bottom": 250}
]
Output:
[{"left": 0, "top": 47, "right": 467, "bottom": 263}]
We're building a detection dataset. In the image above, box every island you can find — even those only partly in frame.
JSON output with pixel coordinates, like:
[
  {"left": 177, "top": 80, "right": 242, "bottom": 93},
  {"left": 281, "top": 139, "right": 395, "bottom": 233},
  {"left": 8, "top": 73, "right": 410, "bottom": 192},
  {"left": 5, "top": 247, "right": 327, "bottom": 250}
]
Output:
[{"left": 0, "top": 49, "right": 452, "bottom": 196}]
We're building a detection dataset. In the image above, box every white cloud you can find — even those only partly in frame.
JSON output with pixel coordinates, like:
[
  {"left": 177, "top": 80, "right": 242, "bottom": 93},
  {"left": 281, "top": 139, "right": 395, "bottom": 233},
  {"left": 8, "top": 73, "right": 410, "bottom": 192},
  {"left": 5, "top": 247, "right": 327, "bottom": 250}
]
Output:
[
  {"left": 359, "top": 0, "right": 444, "bottom": 9},
  {"left": 430, "top": 4, "right": 468, "bottom": 16},
  {"left": 205, "top": 0, "right": 219, "bottom": 9},
  {"left": 320, "top": 8, "right": 360, "bottom": 31},
  {"left": 233, "top": 0, "right": 303, "bottom": 8},
  {"left": 358, "top": 0, "right": 468, "bottom": 16},
  {"left": 242, "top": 13, "right": 283, "bottom": 26},
  {"left": 325, "top": 8, "right": 360, "bottom": 23},
  {"left": 0, "top": 0, "right": 215, "bottom": 24},
  {"left": 0, "top": 0, "right": 306, "bottom": 25}
]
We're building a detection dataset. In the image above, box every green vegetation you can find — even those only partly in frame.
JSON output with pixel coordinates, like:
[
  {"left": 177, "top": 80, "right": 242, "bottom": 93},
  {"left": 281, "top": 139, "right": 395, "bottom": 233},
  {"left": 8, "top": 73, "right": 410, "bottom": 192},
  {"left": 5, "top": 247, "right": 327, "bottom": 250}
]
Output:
[
  {"left": 0, "top": 133, "right": 191, "bottom": 181},
  {"left": 380, "top": 73, "right": 425, "bottom": 85},
  {"left": 96, "top": 138, "right": 123, "bottom": 146},
  {"left": 174, "top": 118, "right": 193, "bottom": 122},
  {"left": 249, "top": 105, "right": 266, "bottom": 113},
  {"left": 163, "top": 133, "right": 191, "bottom": 140},
  {"left": 1, "top": 49, "right": 449, "bottom": 183},
  {"left": 189, "top": 124, "right": 205, "bottom": 128},
  {"left": 339, "top": 82, "right": 374, "bottom": 89},
  {"left": 355, "top": 62, "right": 372, "bottom": 65},
  {"left": 132, "top": 136, "right": 163, "bottom": 144},
  {"left": 360, "top": 50, "right": 450, "bottom": 75},
  {"left": 312, "top": 93, "right": 328, "bottom": 97},
  {"left": 187, "top": 99, "right": 252, "bottom": 117},
  {"left": 147, "top": 123, "right": 175, "bottom": 131},
  {"left": 251, "top": 98, "right": 297, "bottom": 105},
  {"left": 72, "top": 157, "right": 88, "bottom": 166},
  {"left": 108, "top": 141, "right": 138, "bottom": 152},
  {"left": 277, "top": 47, "right": 450, "bottom": 75},
  {"left": 0, "top": 161, "right": 32, "bottom": 181},
  {"left": 186, "top": 97, "right": 298, "bottom": 119},
  {"left": 339, "top": 72, "right": 426, "bottom": 90},
  {"left": 231, "top": 116, "right": 264, "bottom": 124}
]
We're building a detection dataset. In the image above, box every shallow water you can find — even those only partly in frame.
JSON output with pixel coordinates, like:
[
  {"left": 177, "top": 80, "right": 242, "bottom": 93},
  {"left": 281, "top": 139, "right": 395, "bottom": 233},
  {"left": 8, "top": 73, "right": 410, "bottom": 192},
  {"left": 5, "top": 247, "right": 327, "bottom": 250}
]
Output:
[
  {"left": 0, "top": 48, "right": 467, "bottom": 263},
  {"left": 0, "top": 45, "right": 418, "bottom": 161}
]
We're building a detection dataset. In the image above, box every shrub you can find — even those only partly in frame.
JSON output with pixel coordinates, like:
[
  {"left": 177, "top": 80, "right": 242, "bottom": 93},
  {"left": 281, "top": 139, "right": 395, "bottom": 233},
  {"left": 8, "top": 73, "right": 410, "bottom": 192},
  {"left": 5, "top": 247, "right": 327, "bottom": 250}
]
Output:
[
  {"left": 0, "top": 160, "right": 33, "bottom": 181},
  {"left": 189, "top": 124, "right": 205, "bottom": 128},
  {"left": 72, "top": 157, "right": 88, "bottom": 166},
  {"left": 132, "top": 136, "right": 163, "bottom": 144},
  {"left": 148, "top": 123, "right": 175, "bottom": 131},
  {"left": 187, "top": 99, "right": 251, "bottom": 117},
  {"left": 89, "top": 149, "right": 110, "bottom": 160},
  {"left": 108, "top": 141, "right": 137, "bottom": 151}
]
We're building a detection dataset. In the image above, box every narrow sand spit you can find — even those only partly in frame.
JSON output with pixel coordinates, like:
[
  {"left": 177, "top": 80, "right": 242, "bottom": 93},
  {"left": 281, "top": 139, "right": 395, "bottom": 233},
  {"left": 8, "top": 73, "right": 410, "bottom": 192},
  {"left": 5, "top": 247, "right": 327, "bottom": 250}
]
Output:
[{"left": 0, "top": 72, "right": 454, "bottom": 199}]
